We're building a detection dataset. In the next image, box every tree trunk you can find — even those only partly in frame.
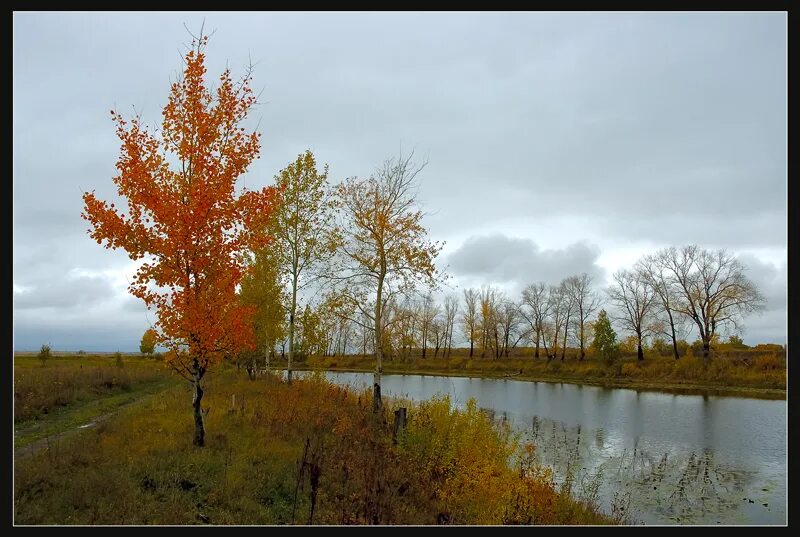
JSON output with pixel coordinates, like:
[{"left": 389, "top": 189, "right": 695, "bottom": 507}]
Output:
[
  {"left": 702, "top": 340, "right": 711, "bottom": 365},
  {"left": 374, "top": 274, "right": 384, "bottom": 412},
  {"left": 542, "top": 337, "right": 551, "bottom": 363},
  {"left": 265, "top": 330, "right": 270, "bottom": 375},
  {"left": 534, "top": 329, "right": 540, "bottom": 359},
  {"left": 668, "top": 310, "right": 679, "bottom": 360},
  {"left": 192, "top": 366, "right": 205, "bottom": 447},
  {"left": 288, "top": 273, "right": 298, "bottom": 385},
  {"left": 637, "top": 342, "right": 644, "bottom": 362},
  {"left": 469, "top": 333, "right": 474, "bottom": 357},
  {"left": 392, "top": 407, "right": 407, "bottom": 445},
  {"left": 579, "top": 323, "right": 586, "bottom": 361}
]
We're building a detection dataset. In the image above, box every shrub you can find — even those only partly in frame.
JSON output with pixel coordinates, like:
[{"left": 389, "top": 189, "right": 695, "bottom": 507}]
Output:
[
  {"left": 650, "top": 338, "right": 670, "bottom": 357},
  {"left": 38, "top": 344, "right": 52, "bottom": 366},
  {"left": 114, "top": 351, "right": 124, "bottom": 368}
]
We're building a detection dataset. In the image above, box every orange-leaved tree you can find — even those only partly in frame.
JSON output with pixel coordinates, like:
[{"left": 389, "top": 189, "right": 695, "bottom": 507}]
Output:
[{"left": 81, "top": 35, "right": 278, "bottom": 446}]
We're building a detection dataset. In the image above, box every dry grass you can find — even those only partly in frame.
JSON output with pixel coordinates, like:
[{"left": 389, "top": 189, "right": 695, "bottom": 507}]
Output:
[
  {"left": 14, "top": 354, "right": 170, "bottom": 423},
  {"left": 305, "top": 346, "right": 786, "bottom": 394},
  {"left": 14, "top": 368, "right": 613, "bottom": 525}
]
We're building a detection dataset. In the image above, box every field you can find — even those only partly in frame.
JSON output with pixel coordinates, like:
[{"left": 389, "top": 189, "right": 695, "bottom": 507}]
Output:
[
  {"left": 13, "top": 354, "right": 615, "bottom": 525},
  {"left": 14, "top": 353, "right": 179, "bottom": 451}
]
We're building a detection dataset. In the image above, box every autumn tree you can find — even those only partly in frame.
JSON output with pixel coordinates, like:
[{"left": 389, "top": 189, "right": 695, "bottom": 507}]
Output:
[
  {"left": 315, "top": 291, "right": 356, "bottom": 356},
  {"left": 520, "top": 282, "right": 550, "bottom": 359},
  {"left": 662, "top": 246, "right": 765, "bottom": 364},
  {"left": 565, "top": 273, "right": 601, "bottom": 361},
  {"left": 607, "top": 269, "right": 656, "bottom": 362},
  {"left": 139, "top": 328, "right": 157, "bottom": 357},
  {"left": 461, "top": 288, "right": 479, "bottom": 357},
  {"left": 332, "top": 153, "right": 444, "bottom": 411},
  {"left": 81, "top": 35, "right": 278, "bottom": 446},
  {"left": 267, "top": 150, "right": 335, "bottom": 384},
  {"left": 478, "top": 286, "right": 501, "bottom": 358}
]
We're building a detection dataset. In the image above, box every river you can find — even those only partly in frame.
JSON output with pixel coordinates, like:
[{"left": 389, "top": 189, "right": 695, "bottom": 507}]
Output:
[{"left": 319, "top": 371, "right": 786, "bottom": 525}]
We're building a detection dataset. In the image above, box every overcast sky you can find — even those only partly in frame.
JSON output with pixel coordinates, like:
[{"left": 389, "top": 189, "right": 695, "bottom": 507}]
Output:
[{"left": 13, "top": 12, "right": 786, "bottom": 351}]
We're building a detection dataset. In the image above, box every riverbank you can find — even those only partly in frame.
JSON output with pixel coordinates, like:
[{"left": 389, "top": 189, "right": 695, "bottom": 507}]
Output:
[
  {"left": 14, "top": 366, "right": 614, "bottom": 525},
  {"left": 301, "top": 354, "right": 786, "bottom": 400}
]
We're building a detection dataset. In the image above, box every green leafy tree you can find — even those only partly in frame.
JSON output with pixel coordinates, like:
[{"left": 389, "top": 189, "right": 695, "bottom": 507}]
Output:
[
  {"left": 592, "top": 310, "right": 618, "bottom": 366},
  {"left": 267, "top": 150, "right": 336, "bottom": 385},
  {"left": 140, "top": 328, "right": 157, "bottom": 356},
  {"left": 239, "top": 248, "right": 288, "bottom": 376}
]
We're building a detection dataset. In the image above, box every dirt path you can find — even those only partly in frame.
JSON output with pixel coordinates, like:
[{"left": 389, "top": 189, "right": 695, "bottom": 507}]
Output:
[{"left": 15, "top": 389, "right": 167, "bottom": 462}]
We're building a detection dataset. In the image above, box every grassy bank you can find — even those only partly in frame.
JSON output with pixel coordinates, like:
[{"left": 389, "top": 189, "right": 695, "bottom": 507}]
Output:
[
  {"left": 14, "top": 368, "right": 615, "bottom": 525},
  {"left": 303, "top": 351, "right": 786, "bottom": 400},
  {"left": 14, "top": 354, "right": 181, "bottom": 449}
]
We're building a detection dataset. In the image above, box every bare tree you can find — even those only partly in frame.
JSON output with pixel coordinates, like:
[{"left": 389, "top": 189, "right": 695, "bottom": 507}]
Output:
[
  {"left": 430, "top": 317, "right": 446, "bottom": 358},
  {"left": 637, "top": 250, "right": 688, "bottom": 360},
  {"left": 566, "top": 273, "right": 601, "bottom": 361},
  {"left": 332, "top": 153, "right": 444, "bottom": 411},
  {"left": 443, "top": 294, "right": 459, "bottom": 358},
  {"left": 461, "top": 288, "right": 479, "bottom": 357},
  {"left": 662, "top": 245, "right": 765, "bottom": 364},
  {"left": 546, "top": 284, "right": 568, "bottom": 362},
  {"left": 558, "top": 279, "right": 576, "bottom": 361},
  {"left": 520, "top": 282, "right": 550, "bottom": 359},
  {"left": 419, "top": 292, "right": 440, "bottom": 359},
  {"left": 607, "top": 269, "right": 657, "bottom": 361},
  {"left": 497, "top": 299, "right": 525, "bottom": 358}
]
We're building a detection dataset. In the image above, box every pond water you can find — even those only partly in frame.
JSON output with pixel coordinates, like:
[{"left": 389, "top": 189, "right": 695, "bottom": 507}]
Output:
[{"left": 319, "top": 372, "right": 786, "bottom": 525}]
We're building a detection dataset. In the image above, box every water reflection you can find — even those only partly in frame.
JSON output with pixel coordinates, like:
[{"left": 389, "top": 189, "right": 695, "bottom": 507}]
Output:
[{"left": 313, "top": 371, "right": 786, "bottom": 525}]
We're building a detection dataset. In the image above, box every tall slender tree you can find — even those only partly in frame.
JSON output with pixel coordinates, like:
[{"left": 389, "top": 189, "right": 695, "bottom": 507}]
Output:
[
  {"left": 332, "top": 153, "right": 444, "bottom": 411},
  {"left": 268, "top": 150, "right": 335, "bottom": 384},
  {"left": 520, "top": 282, "right": 550, "bottom": 359},
  {"left": 607, "top": 269, "right": 657, "bottom": 361},
  {"left": 461, "top": 288, "right": 479, "bottom": 357},
  {"left": 636, "top": 252, "right": 685, "bottom": 360},
  {"left": 81, "top": 35, "right": 278, "bottom": 446},
  {"left": 566, "top": 273, "right": 601, "bottom": 361}
]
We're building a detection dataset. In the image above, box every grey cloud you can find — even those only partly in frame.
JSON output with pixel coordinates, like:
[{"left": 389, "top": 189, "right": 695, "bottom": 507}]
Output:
[
  {"left": 14, "top": 274, "right": 114, "bottom": 310},
  {"left": 12, "top": 12, "right": 785, "bottom": 349},
  {"left": 447, "top": 235, "right": 605, "bottom": 287},
  {"left": 13, "top": 308, "right": 150, "bottom": 352},
  {"left": 736, "top": 254, "right": 786, "bottom": 345}
]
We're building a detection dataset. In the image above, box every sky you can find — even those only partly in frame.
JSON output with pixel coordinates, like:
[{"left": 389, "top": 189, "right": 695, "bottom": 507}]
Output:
[{"left": 12, "top": 12, "right": 787, "bottom": 351}]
